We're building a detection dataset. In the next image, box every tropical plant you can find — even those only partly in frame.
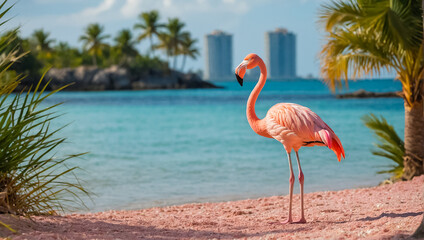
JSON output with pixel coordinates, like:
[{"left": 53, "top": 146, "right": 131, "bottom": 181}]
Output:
[
  {"left": 319, "top": 0, "right": 424, "bottom": 180},
  {"left": 0, "top": 77, "right": 89, "bottom": 217},
  {"left": 133, "top": 10, "right": 164, "bottom": 56},
  {"left": 32, "top": 29, "right": 55, "bottom": 52},
  {"left": 0, "top": 30, "right": 41, "bottom": 83},
  {"left": 157, "top": 18, "right": 189, "bottom": 69},
  {"left": 155, "top": 32, "right": 172, "bottom": 61},
  {"left": 362, "top": 114, "right": 405, "bottom": 180},
  {"left": 79, "top": 23, "right": 110, "bottom": 66},
  {"left": 0, "top": 29, "right": 25, "bottom": 93},
  {"left": 52, "top": 42, "right": 82, "bottom": 68},
  {"left": 179, "top": 33, "right": 199, "bottom": 71},
  {"left": 0, "top": 0, "right": 88, "bottom": 225},
  {"left": 113, "top": 29, "right": 138, "bottom": 66}
]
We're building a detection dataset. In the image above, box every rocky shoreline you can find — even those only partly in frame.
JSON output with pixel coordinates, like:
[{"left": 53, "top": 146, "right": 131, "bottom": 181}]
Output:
[
  {"left": 28, "top": 66, "right": 219, "bottom": 91},
  {"left": 336, "top": 89, "right": 401, "bottom": 98}
]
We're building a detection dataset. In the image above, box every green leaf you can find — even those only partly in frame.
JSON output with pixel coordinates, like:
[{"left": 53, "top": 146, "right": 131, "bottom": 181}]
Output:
[{"left": 362, "top": 113, "right": 404, "bottom": 180}]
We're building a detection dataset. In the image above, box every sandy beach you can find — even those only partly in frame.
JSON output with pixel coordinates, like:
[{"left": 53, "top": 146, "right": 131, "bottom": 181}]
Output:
[{"left": 1, "top": 175, "right": 422, "bottom": 240}]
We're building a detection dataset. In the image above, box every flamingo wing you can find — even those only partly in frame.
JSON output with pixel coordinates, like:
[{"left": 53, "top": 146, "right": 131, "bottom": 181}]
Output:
[{"left": 265, "top": 103, "right": 345, "bottom": 161}]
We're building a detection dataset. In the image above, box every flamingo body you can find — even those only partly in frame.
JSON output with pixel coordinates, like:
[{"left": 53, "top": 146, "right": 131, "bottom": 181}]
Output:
[
  {"left": 265, "top": 103, "right": 345, "bottom": 160},
  {"left": 235, "top": 53, "right": 345, "bottom": 224}
]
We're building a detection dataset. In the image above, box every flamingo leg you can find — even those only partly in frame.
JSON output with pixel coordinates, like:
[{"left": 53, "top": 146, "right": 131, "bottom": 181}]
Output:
[
  {"left": 295, "top": 151, "right": 307, "bottom": 223},
  {"left": 282, "top": 151, "right": 294, "bottom": 224}
]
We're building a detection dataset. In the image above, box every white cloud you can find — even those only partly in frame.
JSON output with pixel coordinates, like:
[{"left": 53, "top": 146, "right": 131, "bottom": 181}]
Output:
[
  {"left": 120, "top": 0, "right": 142, "bottom": 17},
  {"left": 120, "top": 0, "right": 251, "bottom": 19},
  {"left": 47, "top": 0, "right": 121, "bottom": 29},
  {"left": 79, "top": 0, "right": 116, "bottom": 16}
]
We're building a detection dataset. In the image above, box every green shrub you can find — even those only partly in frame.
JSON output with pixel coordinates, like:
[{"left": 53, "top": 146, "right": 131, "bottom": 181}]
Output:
[
  {"left": 362, "top": 114, "right": 405, "bottom": 180},
  {"left": 0, "top": 77, "right": 89, "bottom": 216},
  {"left": 0, "top": 0, "right": 89, "bottom": 219}
]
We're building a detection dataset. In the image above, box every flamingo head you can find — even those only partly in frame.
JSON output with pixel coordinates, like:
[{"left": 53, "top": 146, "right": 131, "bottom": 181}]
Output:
[{"left": 235, "top": 53, "right": 260, "bottom": 86}]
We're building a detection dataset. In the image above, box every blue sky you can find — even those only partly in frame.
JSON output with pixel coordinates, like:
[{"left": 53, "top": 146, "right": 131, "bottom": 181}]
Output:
[{"left": 11, "top": 0, "right": 330, "bottom": 77}]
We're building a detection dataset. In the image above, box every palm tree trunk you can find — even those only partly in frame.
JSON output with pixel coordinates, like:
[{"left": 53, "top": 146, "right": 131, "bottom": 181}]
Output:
[
  {"left": 92, "top": 54, "right": 97, "bottom": 66},
  {"left": 411, "top": 1, "right": 424, "bottom": 238},
  {"left": 402, "top": 100, "right": 424, "bottom": 180},
  {"left": 150, "top": 36, "right": 154, "bottom": 57},
  {"left": 173, "top": 55, "right": 177, "bottom": 70},
  {"left": 181, "top": 55, "right": 186, "bottom": 72}
]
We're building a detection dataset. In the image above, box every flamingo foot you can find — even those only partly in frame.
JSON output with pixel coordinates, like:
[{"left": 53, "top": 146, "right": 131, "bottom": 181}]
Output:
[
  {"left": 294, "top": 217, "right": 307, "bottom": 224},
  {"left": 281, "top": 218, "right": 293, "bottom": 224}
]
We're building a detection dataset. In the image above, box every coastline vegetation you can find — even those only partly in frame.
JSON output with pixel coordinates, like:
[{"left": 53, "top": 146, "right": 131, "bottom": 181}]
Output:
[
  {"left": 319, "top": 1, "right": 424, "bottom": 236},
  {"left": 0, "top": 0, "right": 88, "bottom": 225},
  {"left": 319, "top": 0, "right": 424, "bottom": 181},
  {"left": 2, "top": 9, "right": 199, "bottom": 86}
]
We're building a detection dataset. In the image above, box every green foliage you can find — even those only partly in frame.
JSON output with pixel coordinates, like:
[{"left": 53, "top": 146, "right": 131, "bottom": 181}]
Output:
[
  {"left": 319, "top": 0, "right": 423, "bottom": 108},
  {"left": 0, "top": 78, "right": 89, "bottom": 215},
  {"left": 0, "top": 0, "right": 88, "bottom": 218},
  {"left": 112, "top": 29, "right": 138, "bottom": 66},
  {"left": 0, "top": 29, "right": 24, "bottom": 93},
  {"left": 362, "top": 114, "right": 405, "bottom": 179},
  {"left": 0, "top": 2, "right": 26, "bottom": 94},
  {"left": 156, "top": 18, "right": 190, "bottom": 69},
  {"left": 179, "top": 33, "right": 199, "bottom": 71},
  {"left": 0, "top": 9, "right": 198, "bottom": 85},
  {"left": 1, "top": 30, "right": 41, "bottom": 80},
  {"left": 128, "top": 54, "right": 169, "bottom": 76},
  {"left": 79, "top": 23, "right": 110, "bottom": 66},
  {"left": 32, "top": 29, "right": 55, "bottom": 52},
  {"left": 53, "top": 42, "right": 83, "bottom": 68},
  {"left": 134, "top": 10, "right": 164, "bottom": 56}
]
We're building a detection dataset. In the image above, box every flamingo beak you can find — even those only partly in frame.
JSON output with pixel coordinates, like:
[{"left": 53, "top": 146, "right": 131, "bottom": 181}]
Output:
[
  {"left": 236, "top": 74, "right": 243, "bottom": 86},
  {"left": 235, "top": 60, "right": 248, "bottom": 86}
]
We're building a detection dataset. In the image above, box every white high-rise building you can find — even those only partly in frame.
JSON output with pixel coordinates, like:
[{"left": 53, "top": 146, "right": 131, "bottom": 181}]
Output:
[
  {"left": 204, "top": 30, "right": 233, "bottom": 80},
  {"left": 265, "top": 28, "right": 296, "bottom": 79}
]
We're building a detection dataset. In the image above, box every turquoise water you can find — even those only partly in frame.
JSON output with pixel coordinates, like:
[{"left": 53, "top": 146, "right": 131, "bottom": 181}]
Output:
[{"left": 44, "top": 79, "right": 403, "bottom": 212}]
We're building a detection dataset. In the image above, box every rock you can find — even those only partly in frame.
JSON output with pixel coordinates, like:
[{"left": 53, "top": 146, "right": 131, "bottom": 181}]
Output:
[
  {"left": 45, "top": 66, "right": 218, "bottom": 91},
  {"left": 336, "top": 89, "right": 401, "bottom": 99}
]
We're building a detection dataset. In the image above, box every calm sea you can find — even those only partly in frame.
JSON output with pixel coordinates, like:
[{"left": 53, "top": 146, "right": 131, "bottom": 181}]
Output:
[{"left": 44, "top": 79, "right": 403, "bottom": 212}]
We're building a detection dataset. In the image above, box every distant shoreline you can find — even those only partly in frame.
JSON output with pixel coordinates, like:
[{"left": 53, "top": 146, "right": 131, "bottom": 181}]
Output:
[
  {"left": 17, "top": 66, "right": 221, "bottom": 92},
  {"left": 336, "top": 89, "right": 401, "bottom": 99}
]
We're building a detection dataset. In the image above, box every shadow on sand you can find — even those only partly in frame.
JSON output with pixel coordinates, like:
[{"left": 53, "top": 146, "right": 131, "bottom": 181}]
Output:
[
  {"left": 8, "top": 216, "right": 313, "bottom": 240},
  {"left": 359, "top": 212, "right": 424, "bottom": 222}
]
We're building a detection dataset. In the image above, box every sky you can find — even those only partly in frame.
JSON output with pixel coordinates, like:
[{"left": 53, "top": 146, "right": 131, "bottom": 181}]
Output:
[{"left": 10, "top": 0, "right": 332, "bottom": 77}]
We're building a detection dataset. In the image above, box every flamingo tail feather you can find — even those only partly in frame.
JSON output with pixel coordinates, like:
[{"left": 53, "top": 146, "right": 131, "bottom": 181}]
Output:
[{"left": 318, "top": 129, "right": 345, "bottom": 161}]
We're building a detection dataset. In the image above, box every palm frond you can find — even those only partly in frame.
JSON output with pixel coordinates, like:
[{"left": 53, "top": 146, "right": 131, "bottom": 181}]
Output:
[
  {"left": 0, "top": 0, "right": 89, "bottom": 219},
  {"left": 362, "top": 114, "right": 404, "bottom": 180},
  {"left": 319, "top": 0, "right": 423, "bottom": 106},
  {"left": 0, "top": 76, "right": 90, "bottom": 216}
]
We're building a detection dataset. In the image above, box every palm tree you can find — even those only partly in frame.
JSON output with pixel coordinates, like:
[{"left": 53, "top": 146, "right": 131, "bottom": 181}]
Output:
[
  {"left": 53, "top": 42, "right": 82, "bottom": 68},
  {"left": 133, "top": 10, "right": 164, "bottom": 56},
  {"left": 114, "top": 29, "right": 138, "bottom": 65},
  {"left": 32, "top": 29, "right": 55, "bottom": 52},
  {"left": 79, "top": 23, "right": 110, "bottom": 66},
  {"left": 155, "top": 32, "right": 172, "bottom": 62},
  {"left": 54, "top": 42, "right": 71, "bottom": 68},
  {"left": 158, "top": 18, "right": 189, "bottom": 70},
  {"left": 319, "top": 0, "right": 423, "bottom": 180},
  {"left": 179, "top": 33, "right": 199, "bottom": 72}
]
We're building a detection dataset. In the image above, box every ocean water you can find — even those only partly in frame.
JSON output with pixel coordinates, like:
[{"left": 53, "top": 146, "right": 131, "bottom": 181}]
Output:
[{"left": 43, "top": 79, "right": 403, "bottom": 212}]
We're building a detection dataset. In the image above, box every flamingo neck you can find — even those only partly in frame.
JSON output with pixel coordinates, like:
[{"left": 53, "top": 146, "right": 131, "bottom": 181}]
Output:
[{"left": 246, "top": 60, "right": 271, "bottom": 138}]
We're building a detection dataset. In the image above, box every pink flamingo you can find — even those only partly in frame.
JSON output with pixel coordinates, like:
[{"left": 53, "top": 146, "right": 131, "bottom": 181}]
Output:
[{"left": 235, "top": 53, "right": 345, "bottom": 224}]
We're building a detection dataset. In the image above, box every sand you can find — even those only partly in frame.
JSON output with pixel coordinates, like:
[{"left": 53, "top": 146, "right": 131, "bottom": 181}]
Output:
[{"left": 1, "top": 175, "right": 423, "bottom": 240}]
